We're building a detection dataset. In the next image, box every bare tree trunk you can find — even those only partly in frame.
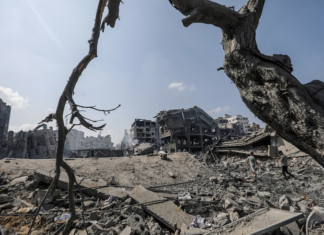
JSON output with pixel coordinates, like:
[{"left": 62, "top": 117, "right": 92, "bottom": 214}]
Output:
[
  {"left": 33, "top": 1, "right": 121, "bottom": 234},
  {"left": 169, "top": 0, "right": 324, "bottom": 166}
]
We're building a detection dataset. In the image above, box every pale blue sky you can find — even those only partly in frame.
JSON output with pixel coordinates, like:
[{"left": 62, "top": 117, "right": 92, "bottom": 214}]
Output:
[{"left": 1, "top": 0, "right": 323, "bottom": 144}]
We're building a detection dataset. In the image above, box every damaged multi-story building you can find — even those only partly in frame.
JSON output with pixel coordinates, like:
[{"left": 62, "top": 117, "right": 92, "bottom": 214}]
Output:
[
  {"left": 155, "top": 106, "right": 220, "bottom": 153},
  {"left": 1, "top": 124, "right": 57, "bottom": 159},
  {"left": 0, "top": 99, "right": 11, "bottom": 142},
  {"left": 215, "top": 114, "right": 261, "bottom": 137},
  {"left": 215, "top": 116, "right": 242, "bottom": 137},
  {"left": 129, "top": 119, "right": 160, "bottom": 144}
]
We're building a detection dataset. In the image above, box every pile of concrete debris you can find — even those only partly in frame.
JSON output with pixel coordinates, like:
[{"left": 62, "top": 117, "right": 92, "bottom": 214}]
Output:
[{"left": 1, "top": 153, "right": 324, "bottom": 234}]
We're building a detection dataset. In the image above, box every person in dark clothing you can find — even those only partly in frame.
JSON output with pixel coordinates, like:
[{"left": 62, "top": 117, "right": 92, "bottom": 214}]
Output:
[{"left": 277, "top": 151, "right": 296, "bottom": 180}]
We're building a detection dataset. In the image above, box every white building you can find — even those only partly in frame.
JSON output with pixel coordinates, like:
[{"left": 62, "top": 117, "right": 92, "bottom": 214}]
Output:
[
  {"left": 227, "top": 115, "right": 250, "bottom": 132},
  {"left": 81, "top": 133, "right": 113, "bottom": 149},
  {"left": 66, "top": 129, "right": 85, "bottom": 150}
]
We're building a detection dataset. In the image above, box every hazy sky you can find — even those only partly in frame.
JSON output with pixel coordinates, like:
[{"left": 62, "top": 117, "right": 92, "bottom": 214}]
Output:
[{"left": 1, "top": 0, "right": 323, "bottom": 144}]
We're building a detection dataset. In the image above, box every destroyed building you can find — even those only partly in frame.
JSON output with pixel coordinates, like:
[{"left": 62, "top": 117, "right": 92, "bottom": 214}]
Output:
[
  {"left": 205, "top": 125, "right": 309, "bottom": 158},
  {"left": 215, "top": 114, "right": 261, "bottom": 137},
  {"left": 0, "top": 98, "right": 11, "bottom": 142},
  {"left": 155, "top": 106, "right": 219, "bottom": 153},
  {"left": 129, "top": 119, "right": 158, "bottom": 143},
  {"left": 129, "top": 119, "right": 160, "bottom": 144},
  {"left": 1, "top": 124, "right": 57, "bottom": 159},
  {"left": 215, "top": 117, "right": 242, "bottom": 137},
  {"left": 227, "top": 114, "right": 250, "bottom": 132}
]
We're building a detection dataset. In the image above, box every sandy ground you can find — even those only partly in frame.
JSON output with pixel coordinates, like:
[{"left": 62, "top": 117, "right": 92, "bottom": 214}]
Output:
[{"left": 0, "top": 152, "right": 214, "bottom": 188}]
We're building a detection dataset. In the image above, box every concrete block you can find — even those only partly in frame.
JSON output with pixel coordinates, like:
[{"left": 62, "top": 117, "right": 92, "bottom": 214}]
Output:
[
  {"left": 129, "top": 185, "right": 194, "bottom": 231},
  {"left": 79, "top": 178, "right": 101, "bottom": 196},
  {"left": 224, "top": 198, "right": 242, "bottom": 212},
  {"left": 97, "top": 187, "right": 129, "bottom": 199}
]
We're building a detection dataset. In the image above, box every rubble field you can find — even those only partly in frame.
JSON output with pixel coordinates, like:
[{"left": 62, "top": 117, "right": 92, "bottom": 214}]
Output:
[{"left": 0, "top": 152, "right": 324, "bottom": 235}]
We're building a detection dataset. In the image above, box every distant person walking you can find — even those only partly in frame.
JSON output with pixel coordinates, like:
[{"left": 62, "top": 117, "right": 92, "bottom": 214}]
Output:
[
  {"left": 246, "top": 152, "right": 259, "bottom": 178},
  {"left": 277, "top": 151, "right": 296, "bottom": 180}
]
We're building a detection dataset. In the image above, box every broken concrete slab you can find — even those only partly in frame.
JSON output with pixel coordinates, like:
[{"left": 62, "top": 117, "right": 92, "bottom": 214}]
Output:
[
  {"left": 97, "top": 187, "right": 129, "bottom": 199},
  {"left": 34, "top": 169, "right": 128, "bottom": 199},
  {"left": 155, "top": 192, "right": 178, "bottom": 200},
  {"left": 129, "top": 185, "right": 194, "bottom": 231},
  {"left": 306, "top": 212, "right": 324, "bottom": 235},
  {"left": 32, "top": 189, "right": 61, "bottom": 205},
  {"left": 281, "top": 221, "right": 303, "bottom": 235},
  {"left": 9, "top": 176, "right": 28, "bottom": 186},
  {"left": 213, "top": 207, "right": 304, "bottom": 235},
  {"left": 34, "top": 169, "right": 83, "bottom": 192}
]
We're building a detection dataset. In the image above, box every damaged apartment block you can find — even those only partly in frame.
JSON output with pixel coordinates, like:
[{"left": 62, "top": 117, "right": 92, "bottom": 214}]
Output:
[
  {"left": 129, "top": 119, "right": 160, "bottom": 144},
  {"left": 155, "top": 106, "right": 220, "bottom": 153}
]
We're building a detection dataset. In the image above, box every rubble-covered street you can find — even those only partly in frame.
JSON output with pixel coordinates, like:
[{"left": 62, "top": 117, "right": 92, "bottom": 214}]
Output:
[
  {"left": 1, "top": 0, "right": 324, "bottom": 234},
  {"left": 1, "top": 152, "right": 324, "bottom": 234}
]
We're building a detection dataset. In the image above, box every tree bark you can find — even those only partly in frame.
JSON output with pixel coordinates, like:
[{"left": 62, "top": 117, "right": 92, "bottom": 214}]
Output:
[{"left": 169, "top": 0, "right": 324, "bottom": 166}]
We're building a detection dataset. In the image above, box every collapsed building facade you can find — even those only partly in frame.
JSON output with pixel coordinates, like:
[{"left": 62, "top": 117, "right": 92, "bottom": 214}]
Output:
[
  {"left": 155, "top": 106, "right": 220, "bottom": 153},
  {"left": 0, "top": 124, "right": 56, "bottom": 159},
  {"left": 129, "top": 119, "right": 160, "bottom": 144},
  {"left": 205, "top": 125, "right": 308, "bottom": 159},
  {"left": 0, "top": 98, "right": 11, "bottom": 142}
]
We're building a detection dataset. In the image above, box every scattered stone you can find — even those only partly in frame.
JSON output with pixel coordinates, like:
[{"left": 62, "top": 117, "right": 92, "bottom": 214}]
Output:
[
  {"left": 229, "top": 211, "right": 240, "bottom": 222},
  {"left": 209, "top": 176, "right": 217, "bottom": 183},
  {"left": 148, "top": 217, "right": 163, "bottom": 235},
  {"left": 127, "top": 214, "right": 146, "bottom": 233},
  {"left": 224, "top": 198, "right": 242, "bottom": 212},
  {"left": 125, "top": 198, "right": 133, "bottom": 205},
  {"left": 168, "top": 172, "right": 176, "bottom": 178},
  {"left": 89, "top": 211, "right": 100, "bottom": 220},
  {"left": 105, "top": 220, "right": 117, "bottom": 229}
]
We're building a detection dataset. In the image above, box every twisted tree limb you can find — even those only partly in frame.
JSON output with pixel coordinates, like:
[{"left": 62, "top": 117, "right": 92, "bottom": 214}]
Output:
[
  {"left": 169, "top": 0, "right": 324, "bottom": 166},
  {"left": 31, "top": 0, "right": 122, "bottom": 234}
]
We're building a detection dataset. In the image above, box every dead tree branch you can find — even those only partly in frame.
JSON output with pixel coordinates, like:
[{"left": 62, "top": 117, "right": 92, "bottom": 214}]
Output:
[
  {"left": 33, "top": 0, "right": 123, "bottom": 234},
  {"left": 168, "top": 0, "right": 324, "bottom": 167},
  {"left": 169, "top": 0, "right": 241, "bottom": 28}
]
